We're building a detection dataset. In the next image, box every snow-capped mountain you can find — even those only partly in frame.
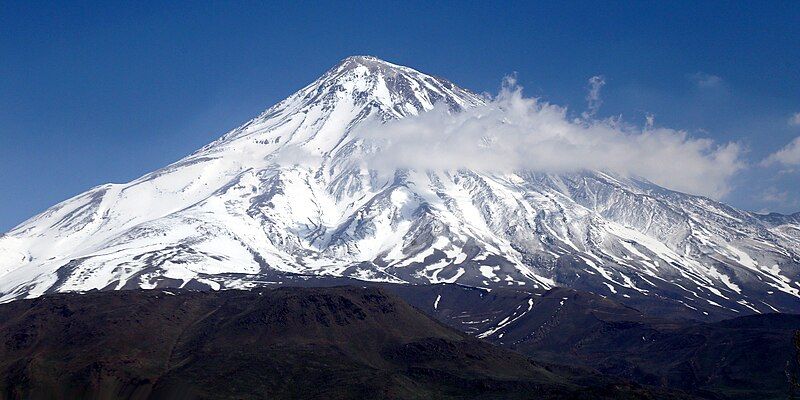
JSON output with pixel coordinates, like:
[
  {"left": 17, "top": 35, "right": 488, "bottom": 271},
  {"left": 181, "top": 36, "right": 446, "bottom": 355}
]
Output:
[{"left": 1, "top": 56, "right": 798, "bottom": 318}]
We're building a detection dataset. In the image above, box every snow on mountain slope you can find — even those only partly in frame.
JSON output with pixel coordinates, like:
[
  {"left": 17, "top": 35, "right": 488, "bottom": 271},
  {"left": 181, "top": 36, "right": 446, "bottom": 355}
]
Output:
[{"left": 1, "top": 56, "right": 798, "bottom": 319}]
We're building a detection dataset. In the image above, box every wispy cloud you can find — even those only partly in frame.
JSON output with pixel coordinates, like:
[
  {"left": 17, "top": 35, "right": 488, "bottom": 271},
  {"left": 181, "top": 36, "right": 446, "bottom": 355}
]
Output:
[
  {"left": 690, "top": 72, "right": 723, "bottom": 88},
  {"left": 583, "top": 75, "right": 605, "bottom": 118},
  {"left": 760, "top": 188, "right": 790, "bottom": 204},
  {"left": 346, "top": 79, "right": 744, "bottom": 199},
  {"left": 645, "top": 113, "right": 655, "bottom": 130},
  {"left": 756, "top": 187, "right": 799, "bottom": 211},
  {"left": 789, "top": 112, "right": 800, "bottom": 127},
  {"left": 763, "top": 136, "right": 800, "bottom": 167}
]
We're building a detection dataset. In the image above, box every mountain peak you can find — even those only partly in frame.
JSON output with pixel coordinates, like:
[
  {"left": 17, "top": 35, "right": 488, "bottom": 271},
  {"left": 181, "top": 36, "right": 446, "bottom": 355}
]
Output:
[
  {"left": 3, "top": 57, "right": 798, "bottom": 322},
  {"left": 322, "top": 55, "right": 436, "bottom": 85},
  {"left": 339, "top": 54, "right": 390, "bottom": 64},
  {"left": 335, "top": 55, "right": 405, "bottom": 72},
  {"left": 314, "top": 55, "right": 483, "bottom": 116},
  {"left": 200, "top": 55, "right": 483, "bottom": 157}
]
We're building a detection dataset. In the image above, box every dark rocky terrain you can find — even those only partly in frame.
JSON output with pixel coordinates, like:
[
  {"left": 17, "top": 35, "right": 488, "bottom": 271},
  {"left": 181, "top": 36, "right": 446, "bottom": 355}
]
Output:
[
  {"left": 389, "top": 283, "right": 800, "bottom": 399},
  {"left": 0, "top": 287, "right": 689, "bottom": 400}
]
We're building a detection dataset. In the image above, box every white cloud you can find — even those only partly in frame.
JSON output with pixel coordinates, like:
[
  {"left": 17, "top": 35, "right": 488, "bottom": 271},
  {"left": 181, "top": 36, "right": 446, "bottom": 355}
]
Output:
[
  {"left": 756, "top": 187, "right": 799, "bottom": 211},
  {"left": 645, "top": 113, "right": 655, "bottom": 130},
  {"left": 789, "top": 112, "right": 800, "bottom": 127},
  {"left": 351, "top": 80, "right": 744, "bottom": 199},
  {"left": 760, "top": 188, "right": 790, "bottom": 204},
  {"left": 690, "top": 72, "right": 723, "bottom": 88},
  {"left": 763, "top": 136, "right": 800, "bottom": 166},
  {"left": 583, "top": 75, "right": 605, "bottom": 118}
]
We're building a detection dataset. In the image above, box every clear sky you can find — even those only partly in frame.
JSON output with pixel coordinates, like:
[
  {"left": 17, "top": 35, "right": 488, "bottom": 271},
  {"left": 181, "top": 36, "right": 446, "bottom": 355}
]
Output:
[{"left": 1, "top": 1, "right": 799, "bottom": 231}]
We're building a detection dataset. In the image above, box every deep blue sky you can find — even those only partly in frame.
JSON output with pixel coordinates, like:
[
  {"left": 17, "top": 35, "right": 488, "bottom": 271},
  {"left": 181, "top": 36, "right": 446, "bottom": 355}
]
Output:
[{"left": 2, "top": 1, "right": 799, "bottom": 231}]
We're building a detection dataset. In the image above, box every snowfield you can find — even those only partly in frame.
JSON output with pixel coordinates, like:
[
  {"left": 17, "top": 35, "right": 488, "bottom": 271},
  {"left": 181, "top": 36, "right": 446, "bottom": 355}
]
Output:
[{"left": 1, "top": 56, "right": 799, "bottom": 318}]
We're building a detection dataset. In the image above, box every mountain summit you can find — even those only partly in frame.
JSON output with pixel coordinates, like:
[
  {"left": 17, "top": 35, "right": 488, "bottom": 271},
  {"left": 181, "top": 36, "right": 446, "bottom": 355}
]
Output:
[
  {"left": 208, "top": 55, "right": 481, "bottom": 154},
  {"left": 1, "top": 57, "right": 798, "bottom": 319}
]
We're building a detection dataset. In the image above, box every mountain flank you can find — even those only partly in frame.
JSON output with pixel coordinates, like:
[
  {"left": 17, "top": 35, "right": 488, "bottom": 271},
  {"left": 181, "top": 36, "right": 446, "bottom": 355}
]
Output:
[
  {"left": 0, "top": 287, "right": 691, "bottom": 400},
  {"left": 1, "top": 56, "right": 798, "bottom": 320},
  {"left": 389, "top": 283, "right": 800, "bottom": 399}
]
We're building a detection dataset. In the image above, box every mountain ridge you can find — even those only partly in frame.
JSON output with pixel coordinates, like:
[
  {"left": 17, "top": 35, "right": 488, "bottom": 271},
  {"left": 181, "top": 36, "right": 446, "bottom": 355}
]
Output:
[{"left": 0, "top": 56, "right": 798, "bottom": 320}]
